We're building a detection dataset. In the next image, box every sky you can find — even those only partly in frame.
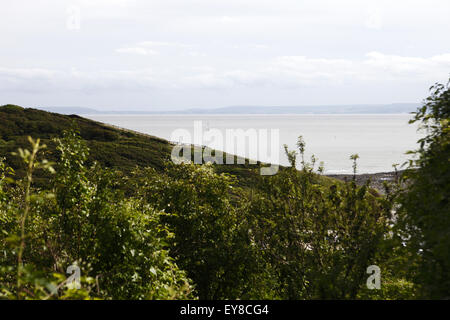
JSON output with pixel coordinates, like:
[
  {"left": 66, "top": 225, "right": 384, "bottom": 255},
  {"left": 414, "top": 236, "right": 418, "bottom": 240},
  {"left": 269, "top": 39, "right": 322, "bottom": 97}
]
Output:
[{"left": 0, "top": 0, "right": 449, "bottom": 111}]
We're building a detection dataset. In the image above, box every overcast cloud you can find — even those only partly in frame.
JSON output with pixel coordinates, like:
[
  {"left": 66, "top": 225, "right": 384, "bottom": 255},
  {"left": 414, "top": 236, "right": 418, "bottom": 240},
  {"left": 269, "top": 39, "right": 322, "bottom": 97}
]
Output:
[{"left": 1, "top": 0, "right": 449, "bottom": 110}]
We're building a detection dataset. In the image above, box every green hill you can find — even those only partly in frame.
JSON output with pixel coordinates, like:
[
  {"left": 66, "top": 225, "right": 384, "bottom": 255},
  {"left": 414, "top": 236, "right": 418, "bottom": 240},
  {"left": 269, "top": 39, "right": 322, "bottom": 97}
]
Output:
[{"left": 0, "top": 104, "right": 285, "bottom": 187}]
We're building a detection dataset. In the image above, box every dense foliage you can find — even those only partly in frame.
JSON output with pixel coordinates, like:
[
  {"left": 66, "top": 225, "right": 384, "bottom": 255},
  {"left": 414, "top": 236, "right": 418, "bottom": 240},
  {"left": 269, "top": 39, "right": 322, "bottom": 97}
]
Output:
[
  {"left": 246, "top": 149, "right": 392, "bottom": 299},
  {"left": 0, "top": 80, "right": 448, "bottom": 299},
  {"left": 397, "top": 81, "right": 450, "bottom": 299},
  {"left": 0, "top": 134, "right": 194, "bottom": 299}
]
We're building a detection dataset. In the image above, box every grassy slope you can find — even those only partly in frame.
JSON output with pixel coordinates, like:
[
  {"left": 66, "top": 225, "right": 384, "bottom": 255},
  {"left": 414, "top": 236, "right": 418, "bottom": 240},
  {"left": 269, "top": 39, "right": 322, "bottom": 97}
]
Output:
[{"left": 0, "top": 104, "right": 336, "bottom": 188}]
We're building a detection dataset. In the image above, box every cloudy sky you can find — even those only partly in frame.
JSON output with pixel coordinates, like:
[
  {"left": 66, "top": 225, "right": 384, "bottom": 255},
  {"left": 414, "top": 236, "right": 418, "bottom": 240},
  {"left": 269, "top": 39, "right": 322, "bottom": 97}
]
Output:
[{"left": 1, "top": 0, "right": 449, "bottom": 111}]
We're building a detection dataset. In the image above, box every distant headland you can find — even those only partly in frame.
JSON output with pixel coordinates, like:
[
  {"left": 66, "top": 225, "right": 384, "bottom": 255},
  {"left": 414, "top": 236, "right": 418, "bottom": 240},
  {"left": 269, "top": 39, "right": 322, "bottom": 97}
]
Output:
[{"left": 35, "top": 103, "right": 420, "bottom": 115}]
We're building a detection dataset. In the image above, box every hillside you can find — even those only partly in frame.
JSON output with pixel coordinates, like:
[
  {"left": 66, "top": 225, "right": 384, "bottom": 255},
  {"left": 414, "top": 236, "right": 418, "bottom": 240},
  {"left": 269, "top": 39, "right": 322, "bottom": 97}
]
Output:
[{"left": 0, "top": 104, "right": 285, "bottom": 187}]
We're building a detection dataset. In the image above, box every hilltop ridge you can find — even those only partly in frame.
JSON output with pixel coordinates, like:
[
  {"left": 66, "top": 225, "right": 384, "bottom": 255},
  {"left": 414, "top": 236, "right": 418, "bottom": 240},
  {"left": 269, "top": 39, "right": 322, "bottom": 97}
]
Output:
[{"left": 0, "top": 104, "right": 271, "bottom": 187}]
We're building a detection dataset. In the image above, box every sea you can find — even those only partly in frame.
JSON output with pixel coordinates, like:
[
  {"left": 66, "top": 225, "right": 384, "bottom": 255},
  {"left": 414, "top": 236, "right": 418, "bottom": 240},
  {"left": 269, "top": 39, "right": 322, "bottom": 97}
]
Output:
[{"left": 82, "top": 114, "right": 423, "bottom": 174}]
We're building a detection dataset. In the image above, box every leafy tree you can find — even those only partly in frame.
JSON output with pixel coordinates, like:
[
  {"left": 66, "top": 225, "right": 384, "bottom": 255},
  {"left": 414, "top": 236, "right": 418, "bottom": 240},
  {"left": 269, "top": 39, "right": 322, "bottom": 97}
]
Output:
[
  {"left": 397, "top": 80, "right": 450, "bottom": 299},
  {"left": 247, "top": 141, "right": 393, "bottom": 299},
  {"left": 131, "top": 163, "right": 269, "bottom": 299}
]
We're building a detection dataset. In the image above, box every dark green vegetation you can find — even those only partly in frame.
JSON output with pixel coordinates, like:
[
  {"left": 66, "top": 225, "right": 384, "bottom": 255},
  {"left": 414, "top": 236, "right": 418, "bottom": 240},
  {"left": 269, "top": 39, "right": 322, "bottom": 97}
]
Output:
[
  {"left": 0, "top": 105, "right": 169, "bottom": 181},
  {"left": 396, "top": 82, "right": 450, "bottom": 299},
  {"left": 0, "top": 80, "right": 448, "bottom": 299}
]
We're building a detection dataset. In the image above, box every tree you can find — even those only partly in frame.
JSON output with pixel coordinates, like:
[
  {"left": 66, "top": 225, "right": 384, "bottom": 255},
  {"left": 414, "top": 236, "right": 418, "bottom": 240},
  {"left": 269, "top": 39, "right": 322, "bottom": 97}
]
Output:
[
  {"left": 398, "top": 80, "right": 450, "bottom": 299},
  {"left": 131, "top": 163, "right": 266, "bottom": 299},
  {"left": 247, "top": 141, "right": 393, "bottom": 299}
]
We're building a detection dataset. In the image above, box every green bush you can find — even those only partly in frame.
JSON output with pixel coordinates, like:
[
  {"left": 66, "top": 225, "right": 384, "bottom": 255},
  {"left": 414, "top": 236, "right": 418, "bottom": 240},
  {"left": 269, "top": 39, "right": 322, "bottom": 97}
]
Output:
[
  {"left": 397, "top": 80, "right": 450, "bottom": 299},
  {"left": 0, "top": 132, "right": 194, "bottom": 299}
]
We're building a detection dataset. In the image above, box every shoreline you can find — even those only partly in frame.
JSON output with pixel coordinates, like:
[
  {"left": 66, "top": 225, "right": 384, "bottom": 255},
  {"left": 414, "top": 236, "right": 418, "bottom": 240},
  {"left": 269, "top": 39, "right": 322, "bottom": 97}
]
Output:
[{"left": 326, "top": 171, "right": 402, "bottom": 193}]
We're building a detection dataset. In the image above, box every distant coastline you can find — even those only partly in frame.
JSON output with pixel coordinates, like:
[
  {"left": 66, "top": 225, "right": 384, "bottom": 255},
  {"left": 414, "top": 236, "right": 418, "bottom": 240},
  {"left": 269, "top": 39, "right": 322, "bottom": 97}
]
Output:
[
  {"left": 36, "top": 103, "right": 420, "bottom": 115},
  {"left": 326, "top": 171, "right": 403, "bottom": 194}
]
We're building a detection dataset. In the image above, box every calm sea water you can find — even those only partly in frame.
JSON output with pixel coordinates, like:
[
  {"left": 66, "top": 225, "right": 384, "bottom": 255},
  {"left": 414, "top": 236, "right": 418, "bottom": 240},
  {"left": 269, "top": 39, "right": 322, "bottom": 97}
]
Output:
[{"left": 83, "top": 114, "right": 422, "bottom": 174}]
